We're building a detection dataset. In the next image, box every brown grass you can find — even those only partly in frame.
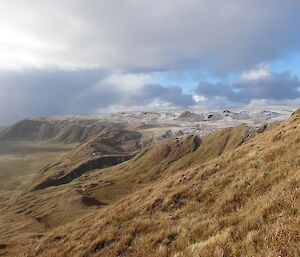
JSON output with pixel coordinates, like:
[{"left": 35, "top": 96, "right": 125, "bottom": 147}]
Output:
[{"left": 2, "top": 110, "right": 300, "bottom": 256}]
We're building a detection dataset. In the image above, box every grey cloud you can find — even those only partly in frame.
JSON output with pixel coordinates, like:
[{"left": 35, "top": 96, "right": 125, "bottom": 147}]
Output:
[
  {"left": 196, "top": 71, "right": 300, "bottom": 104},
  {"left": 1, "top": 0, "right": 300, "bottom": 73},
  {"left": 0, "top": 69, "right": 195, "bottom": 126},
  {"left": 128, "top": 84, "right": 196, "bottom": 108},
  {"left": 0, "top": 69, "right": 108, "bottom": 125}
]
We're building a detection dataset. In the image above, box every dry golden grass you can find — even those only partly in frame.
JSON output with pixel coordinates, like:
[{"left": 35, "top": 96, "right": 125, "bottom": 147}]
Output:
[
  {"left": 0, "top": 142, "right": 76, "bottom": 242},
  {"left": 2, "top": 110, "right": 300, "bottom": 256},
  {"left": 0, "top": 127, "right": 247, "bottom": 241},
  {"left": 0, "top": 142, "right": 74, "bottom": 206}
]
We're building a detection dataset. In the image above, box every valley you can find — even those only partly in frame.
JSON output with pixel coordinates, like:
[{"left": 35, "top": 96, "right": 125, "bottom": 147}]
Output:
[{"left": 0, "top": 142, "right": 74, "bottom": 207}]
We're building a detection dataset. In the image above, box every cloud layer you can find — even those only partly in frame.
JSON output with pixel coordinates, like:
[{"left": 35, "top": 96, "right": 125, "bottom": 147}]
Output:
[
  {"left": 1, "top": 0, "right": 300, "bottom": 72},
  {"left": 0, "top": 69, "right": 195, "bottom": 125}
]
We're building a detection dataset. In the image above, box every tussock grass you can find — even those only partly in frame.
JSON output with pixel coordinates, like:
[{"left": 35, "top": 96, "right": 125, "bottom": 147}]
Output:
[{"left": 2, "top": 110, "right": 300, "bottom": 256}]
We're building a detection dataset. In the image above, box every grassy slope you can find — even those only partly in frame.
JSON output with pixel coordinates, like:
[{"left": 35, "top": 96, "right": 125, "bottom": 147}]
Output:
[
  {"left": 0, "top": 124, "right": 254, "bottom": 255},
  {"left": 0, "top": 142, "right": 75, "bottom": 250},
  {"left": 26, "top": 128, "right": 142, "bottom": 192},
  {"left": 0, "top": 142, "right": 74, "bottom": 204},
  {"left": 5, "top": 109, "right": 300, "bottom": 257}
]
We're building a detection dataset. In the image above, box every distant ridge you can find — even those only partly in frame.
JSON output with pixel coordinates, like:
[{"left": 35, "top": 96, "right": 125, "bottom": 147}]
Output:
[
  {"left": 0, "top": 118, "right": 125, "bottom": 143},
  {"left": 0, "top": 109, "right": 293, "bottom": 143}
]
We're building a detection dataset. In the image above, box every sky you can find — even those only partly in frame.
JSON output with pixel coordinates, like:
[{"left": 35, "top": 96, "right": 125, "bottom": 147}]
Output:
[{"left": 1, "top": 0, "right": 300, "bottom": 126}]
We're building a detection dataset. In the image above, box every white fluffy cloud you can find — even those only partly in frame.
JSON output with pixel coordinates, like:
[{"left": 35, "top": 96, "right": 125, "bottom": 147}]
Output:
[{"left": 239, "top": 64, "right": 272, "bottom": 82}]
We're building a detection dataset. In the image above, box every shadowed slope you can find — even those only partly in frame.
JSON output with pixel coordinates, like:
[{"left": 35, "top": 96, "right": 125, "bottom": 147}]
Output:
[
  {"left": 32, "top": 155, "right": 133, "bottom": 191},
  {"left": 27, "top": 128, "right": 142, "bottom": 192}
]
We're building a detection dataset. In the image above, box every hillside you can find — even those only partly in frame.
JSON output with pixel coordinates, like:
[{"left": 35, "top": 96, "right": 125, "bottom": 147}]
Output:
[
  {"left": 31, "top": 108, "right": 297, "bottom": 257},
  {"left": 0, "top": 108, "right": 298, "bottom": 257},
  {"left": 0, "top": 124, "right": 256, "bottom": 242}
]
